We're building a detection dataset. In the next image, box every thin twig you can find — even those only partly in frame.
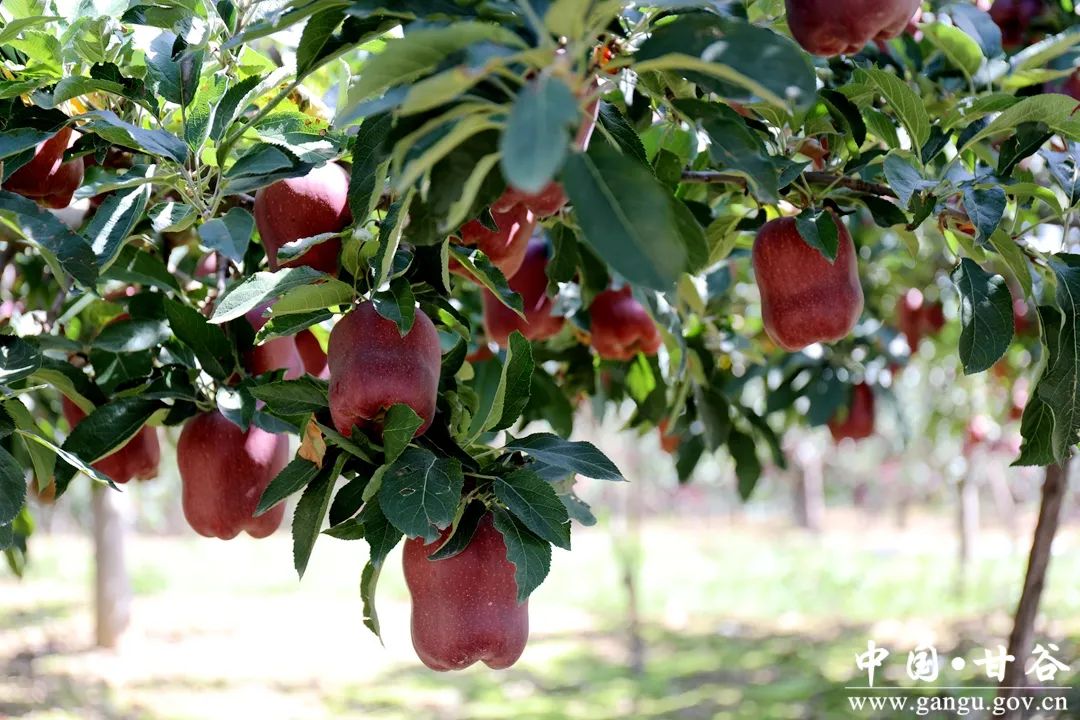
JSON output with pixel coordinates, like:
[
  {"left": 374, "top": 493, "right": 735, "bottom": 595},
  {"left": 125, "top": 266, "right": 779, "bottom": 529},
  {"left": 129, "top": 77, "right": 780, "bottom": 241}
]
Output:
[{"left": 680, "top": 170, "right": 898, "bottom": 199}]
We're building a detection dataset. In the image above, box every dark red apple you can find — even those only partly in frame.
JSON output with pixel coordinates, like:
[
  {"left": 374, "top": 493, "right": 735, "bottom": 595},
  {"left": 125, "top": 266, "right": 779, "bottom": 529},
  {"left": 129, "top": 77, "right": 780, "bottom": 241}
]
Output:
[
  {"left": 3, "top": 126, "right": 84, "bottom": 209},
  {"left": 253, "top": 163, "right": 351, "bottom": 274},
  {"left": 328, "top": 302, "right": 442, "bottom": 438},
  {"left": 752, "top": 214, "right": 864, "bottom": 352},
  {"left": 588, "top": 286, "right": 663, "bottom": 361},
  {"left": 177, "top": 411, "right": 288, "bottom": 540},
  {"left": 828, "top": 383, "right": 875, "bottom": 442},
  {"left": 482, "top": 238, "right": 564, "bottom": 347},
  {"left": 61, "top": 397, "right": 161, "bottom": 484}
]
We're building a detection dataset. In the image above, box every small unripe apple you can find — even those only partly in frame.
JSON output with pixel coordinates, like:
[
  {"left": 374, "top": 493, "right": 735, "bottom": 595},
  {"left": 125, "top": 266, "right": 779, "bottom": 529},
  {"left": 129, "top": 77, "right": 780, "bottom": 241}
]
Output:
[
  {"left": 178, "top": 411, "right": 288, "bottom": 540},
  {"left": 253, "top": 163, "right": 351, "bottom": 274},
  {"left": 456, "top": 203, "right": 536, "bottom": 278},
  {"left": 62, "top": 397, "right": 161, "bottom": 483},
  {"left": 784, "top": 0, "right": 922, "bottom": 56},
  {"left": 404, "top": 513, "right": 528, "bottom": 671},
  {"left": 482, "top": 239, "right": 564, "bottom": 347},
  {"left": 752, "top": 214, "right": 864, "bottom": 352},
  {"left": 3, "top": 127, "right": 84, "bottom": 209},
  {"left": 828, "top": 383, "right": 875, "bottom": 442},
  {"left": 588, "top": 287, "right": 662, "bottom": 361},
  {"left": 328, "top": 302, "right": 442, "bottom": 438}
]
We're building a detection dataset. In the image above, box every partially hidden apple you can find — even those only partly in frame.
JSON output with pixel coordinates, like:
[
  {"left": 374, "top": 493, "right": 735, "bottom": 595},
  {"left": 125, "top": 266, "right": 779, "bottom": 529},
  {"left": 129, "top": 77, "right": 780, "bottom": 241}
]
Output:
[
  {"left": 784, "top": 0, "right": 922, "bottom": 57},
  {"left": 588, "top": 286, "right": 663, "bottom": 361},
  {"left": 828, "top": 383, "right": 875, "bottom": 442},
  {"left": 3, "top": 126, "right": 84, "bottom": 209},
  {"left": 404, "top": 513, "right": 528, "bottom": 671},
  {"left": 752, "top": 214, "right": 864, "bottom": 352},
  {"left": 454, "top": 203, "right": 536, "bottom": 278},
  {"left": 482, "top": 238, "right": 564, "bottom": 347},
  {"left": 62, "top": 396, "right": 161, "bottom": 483},
  {"left": 177, "top": 411, "right": 288, "bottom": 539},
  {"left": 328, "top": 302, "right": 442, "bottom": 438},
  {"left": 295, "top": 329, "right": 329, "bottom": 378},
  {"left": 254, "top": 163, "right": 351, "bottom": 275},
  {"left": 243, "top": 303, "right": 304, "bottom": 380},
  {"left": 989, "top": 0, "right": 1044, "bottom": 49}
]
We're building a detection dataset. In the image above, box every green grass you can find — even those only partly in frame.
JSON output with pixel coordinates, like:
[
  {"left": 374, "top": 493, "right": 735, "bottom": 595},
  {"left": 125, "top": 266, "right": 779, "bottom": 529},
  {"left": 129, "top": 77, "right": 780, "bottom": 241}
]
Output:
[{"left": 3, "top": 515, "right": 1080, "bottom": 719}]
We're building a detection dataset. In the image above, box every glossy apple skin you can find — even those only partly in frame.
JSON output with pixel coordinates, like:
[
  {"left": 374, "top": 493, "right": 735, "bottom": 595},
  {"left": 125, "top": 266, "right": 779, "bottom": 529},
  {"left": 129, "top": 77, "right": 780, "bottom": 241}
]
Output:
[
  {"left": 784, "top": 0, "right": 922, "bottom": 56},
  {"left": 243, "top": 304, "right": 304, "bottom": 380},
  {"left": 752, "top": 215, "right": 864, "bottom": 352},
  {"left": 3, "top": 127, "right": 84, "bottom": 209},
  {"left": 404, "top": 514, "right": 528, "bottom": 671},
  {"left": 456, "top": 203, "right": 536, "bottom": 278},
  {"left": 61, "top": 397, "right": 161, "bottom": 484},
  {"left": 177, "top": 411, "right": 288, "bottom": 540},
  {"left": 828, "top": 383, "right": 875, "bottom": 442},
  {"left": 328, "top": 302, "right": 442, "bottom": 438},
  {"left": 482, "top": 239, "right": 564, "bottom": 347},
  {"left": 254, "top": 163, "right": 351, "bottom": 274},
  {"left": 990, "top": 0, "right": 1043, "bottom": 49},
  {"left": 588, "top": 287, "right": 663, "bottom": 361},
  {"left": 295, "top": 329, "right": 329, "bottom": 378}
]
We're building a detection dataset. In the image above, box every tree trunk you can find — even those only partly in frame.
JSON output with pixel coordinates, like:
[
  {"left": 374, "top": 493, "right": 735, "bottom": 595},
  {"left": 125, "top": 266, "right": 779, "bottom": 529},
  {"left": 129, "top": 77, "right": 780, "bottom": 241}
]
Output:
[
  {"left": 91, "top": 484, "right": 131, "bottom": 648},
  {"left": 955, "top": 473, "right": 980, "bottom": 597},
  {"left": 792, "top": 445, "right": 824, "bottom": 532},
  {"left": 998, "top": 459, "right": 1070, "bottom": 713}
]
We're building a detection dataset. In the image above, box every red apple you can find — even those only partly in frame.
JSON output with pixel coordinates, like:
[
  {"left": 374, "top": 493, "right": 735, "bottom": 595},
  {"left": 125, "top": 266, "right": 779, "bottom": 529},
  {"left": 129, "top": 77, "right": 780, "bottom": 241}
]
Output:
[
  {"left": 752, "top": 214, "right": 864, "bottom": 352},
  {"left": 784, "top": 0, "right": 922, "bottom": 57},
  {"left": 253, "top": 163, "right": 351, "bottom": 274},
  {"left": 455, "top": 203, "right": 536, "bottom": 278},
  {"left": 3, "top": 126, "right": 84, "bottom": 209},
  {"left": 482, "top": 238, "right": 564, "bottom": 347},
  {"left": 827, "top": 383, "right": 875, "bottom": 442},
  {"left": 588, "top": 287, "right": 663, "bottom": 361}
]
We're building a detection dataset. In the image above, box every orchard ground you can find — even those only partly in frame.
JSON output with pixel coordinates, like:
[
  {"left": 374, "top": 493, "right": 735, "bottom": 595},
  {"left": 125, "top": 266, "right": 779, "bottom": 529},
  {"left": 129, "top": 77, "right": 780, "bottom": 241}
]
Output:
[{"left": 4, "top": 505, "right": 1080, "bottom": 719}]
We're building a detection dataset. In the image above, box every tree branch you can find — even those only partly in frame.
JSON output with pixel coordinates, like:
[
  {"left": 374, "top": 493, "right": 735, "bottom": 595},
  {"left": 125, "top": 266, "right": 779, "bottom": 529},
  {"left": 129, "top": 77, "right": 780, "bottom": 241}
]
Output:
[{"left": 998, "top": 458, "right": 1070, "bottom": 715}]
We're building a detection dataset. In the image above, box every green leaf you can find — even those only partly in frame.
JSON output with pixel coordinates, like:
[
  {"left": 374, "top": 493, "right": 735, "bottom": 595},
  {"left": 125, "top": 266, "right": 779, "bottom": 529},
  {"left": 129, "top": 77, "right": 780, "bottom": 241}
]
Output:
[
  {"left": 360, "top": 498, "right": 403, "bottom": 566},
  {"left": 164, "top": 299, "right": 234, "bottom": 380},
  {"left": 360, "top": 560, "right": 383, "bottom": 638},
  {"left": 701, "top": 115, "right": 779, "bottom": 203},
  {"left": 349, "top": 113, "right": 392, "bottom": 222},
  {"left": 271, "top": 278, "right": 355, "bottom": 316},
  {"left": 961, "top": 94, "right": 1080, "bottom": 151},
  {"left": 492, "top": 506, "right": 550, "bottom": 603},
  {"left": 1013, "top": 395, "right": 1057, "bottom": 467},
  {"left": 256, "top": 457, "right": 320, "bottom": 516},
  {"left": 148, "top": 202, "right": 196, "bottom": 233},
  {"left": 1038, "top": 259, "right": 1080, "bottom": 459},
  {"left": 323, "top": 517, "right": 366, "bottom": 539},
  {"left": 485, "top": 332, "right": 534, "bottom": 435},
  {"left": 94, "top": 318, "right": 171, "bottom": 353},
  {"left": 562, "top": 144, "right": 685, "bottom": 291},
  {"left": 922, "top": 21, "right": 984, "bottom": 75},
  {"left": 210, "top": 267, "right": 328, "bottom": 323},
  {"left": 951, "top": 258, "right": 1013, "bottom": 374},
  {"left": 794, "top": 208, "right": 839, "bottom": 262},
  {"left": 858, "top": 67, "right": 930, "bottom": 151},
  {"left": 0, "top": 191, "right": 97, "bottom": 286},
  {"left": 296, "top": 7, "right": 345, "bottom": 76},
  {"left": 199, "top": 207, "right": 254, "bottom": 263},
  {"left": 0, "top": 336, "right": 42, "bottom": 385},
  {"left": 372, "top": 193, "right": 412, "bottom": 290},
  {"left": 328, "top": 474, "right": 369, "bottom": 526},
  {"left": 428, "top": 501, "right": 485, "bottom": 560},
  {"left": 54, "top": 398, "right": 160, "bottom": 493},
  {"left": 962, "top": 186, "right": 1006, "bottom": 243},
  {"left": 500, "top": 76, "right": 579, "bottom": 195},
  {"left": 250, "top": 377, "right": 328, "bottom": 415},
  {"left": 381, "top": 404, "right": 422, "bottom": 465},
  {"left": 633, "top": 15, "right": 815, "bottom": 109},
  {"left": 378, "top": 447, "right": 463, "bottom": 542},
  {"left": 338, "top": 23, "right": 526, "bottom": 125},
  {"left": 372, "top": 276, "right": 416, "bottom": 335},
  {"left": 80, "top": 110, "right": 188, "bottom": 163},
  {"left": 503, "top": 433, "right": 624, "bottom": 481},
  {"left": 728, "top": 428, "right": 761, "bottom": 501},
  {"left": 292, "top": 453, "right": 343, "bottom": 579},
  {"left": 494, "top": 469, "right": 571, "bottom": 550},
  {"left": 0, "top": 445, "right": 25, "bottom": 526},
  {"left": 597, "top": 102, "right": 648, "bottom": 166}
]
